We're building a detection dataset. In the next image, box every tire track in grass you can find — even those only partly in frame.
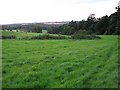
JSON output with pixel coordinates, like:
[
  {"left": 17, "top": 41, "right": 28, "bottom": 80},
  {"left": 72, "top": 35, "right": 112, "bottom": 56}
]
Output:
[{"left": 75, "top": 43, "right": 117, "bottom": 88}]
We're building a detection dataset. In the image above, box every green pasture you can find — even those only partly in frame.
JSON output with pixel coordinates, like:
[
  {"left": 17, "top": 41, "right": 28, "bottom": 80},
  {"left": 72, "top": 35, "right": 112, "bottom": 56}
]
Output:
[{"left": 2, "top": 34, "right": 118, "bottom": 88}]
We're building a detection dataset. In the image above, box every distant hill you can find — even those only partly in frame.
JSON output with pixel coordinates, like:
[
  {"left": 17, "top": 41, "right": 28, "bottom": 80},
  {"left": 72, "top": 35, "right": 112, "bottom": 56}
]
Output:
[{"left": 1, "top": 22, "right": 69, "bottom": 33}]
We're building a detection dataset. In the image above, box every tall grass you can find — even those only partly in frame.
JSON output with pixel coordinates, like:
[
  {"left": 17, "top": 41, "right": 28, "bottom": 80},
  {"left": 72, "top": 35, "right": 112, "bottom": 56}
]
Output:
[{"left": 2, "top": 35, "right": 118, "bottom": 88}]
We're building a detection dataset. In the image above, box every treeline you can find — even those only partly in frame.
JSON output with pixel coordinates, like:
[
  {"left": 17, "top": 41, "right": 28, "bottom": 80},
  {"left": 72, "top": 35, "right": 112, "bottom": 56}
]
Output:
[
  {"left": 2, "top": 6, "right": 120, "bottom": 35},
  {"left": 2, "top": 23, "right": 61, "bottom": 33},
  {"left": 48, "top": 8, "right": 120, "bottom": 35}
]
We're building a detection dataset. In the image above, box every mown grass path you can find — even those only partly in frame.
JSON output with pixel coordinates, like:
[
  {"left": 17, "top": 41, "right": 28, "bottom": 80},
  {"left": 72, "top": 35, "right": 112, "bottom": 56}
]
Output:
[{"left": 2, "top": 35, "right": 118, "bottom": 88}]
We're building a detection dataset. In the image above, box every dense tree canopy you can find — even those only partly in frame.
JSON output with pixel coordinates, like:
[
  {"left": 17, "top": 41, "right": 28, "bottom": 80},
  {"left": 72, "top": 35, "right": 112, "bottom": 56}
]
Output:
[{"left": 52, "top": 7, "right": 120, "bottom": 35}]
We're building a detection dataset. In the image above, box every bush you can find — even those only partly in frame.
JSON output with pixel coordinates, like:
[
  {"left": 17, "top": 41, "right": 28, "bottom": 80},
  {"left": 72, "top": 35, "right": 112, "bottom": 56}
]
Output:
[
  {"left": 71, "top": 34, "right": 101, "bottom": 40},
  {"left": 18, "top": 36, "right": 31, "bottom": 40},
  {"left": 31, "top": 34, "right": 67, "bottom": 40},
  {"left": 1, "top": 35, "right": 16, "bottom": 39}
]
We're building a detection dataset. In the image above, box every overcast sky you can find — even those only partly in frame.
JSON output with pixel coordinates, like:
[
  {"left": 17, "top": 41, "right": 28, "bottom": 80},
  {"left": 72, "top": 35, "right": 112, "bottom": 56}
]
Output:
[{"left": 0, "top": 0, "right": 119, "bottom": 24}]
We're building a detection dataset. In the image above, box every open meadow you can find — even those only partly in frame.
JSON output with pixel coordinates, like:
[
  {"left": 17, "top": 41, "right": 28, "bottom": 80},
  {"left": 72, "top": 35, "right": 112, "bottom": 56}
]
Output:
[
  {"left": 1, "top": 0, "right": 120, "bottom": 88},
  {"left": 2, "top": 31, "right": 118, "bottom": 88}
]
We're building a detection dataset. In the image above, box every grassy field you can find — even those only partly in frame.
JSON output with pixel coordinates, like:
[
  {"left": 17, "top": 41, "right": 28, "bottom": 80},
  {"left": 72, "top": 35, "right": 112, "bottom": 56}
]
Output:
[{"left": 2, "top": 31, "right": 118, "bottom": 88}]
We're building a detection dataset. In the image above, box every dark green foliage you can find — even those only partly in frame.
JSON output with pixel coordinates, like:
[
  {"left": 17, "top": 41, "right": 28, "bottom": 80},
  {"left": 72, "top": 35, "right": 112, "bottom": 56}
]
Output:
[
  {"left": 116, "top": 7, "right": 120, "bottom": 35},
  {"left": 31, "top": 34, "right": 66, "bottom": 40},
  {"left": 33, "top": 26, "right": 42, "bottom": 33},
  {"left": 71, "top": 34, "right": 101, "bottom": 40},
  {"left": 95, "top": 15, "right": 109, "bottom": 35},
  {"left": 48, "top": 6, "right": 120, "bottom": 35},
  {"left": 107, "top": 13, "right": 118, "bottom": 34},
  {"left": 1, "top": 35, "right": 16, "bottom": 39},
  {"left": 62, "top": 24, "right": 75, "bottom": 35},
  {"left": 71, "top": 30, "right": 101, "bottom": 40}
]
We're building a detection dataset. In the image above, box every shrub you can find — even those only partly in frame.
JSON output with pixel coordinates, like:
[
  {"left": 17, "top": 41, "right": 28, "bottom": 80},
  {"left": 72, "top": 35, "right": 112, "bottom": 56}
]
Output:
[
  {"left": 71, "top": 34, "right": 101, "bottom": 40},
  {"left": 31, "top": 34, "right": 67, "bottom": 40},
  {"left": 19, "top": 36, "right": 31, "bottom": 40},
  {"left": 1, "top": 35, "right": 16, "bottom": 39}
]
